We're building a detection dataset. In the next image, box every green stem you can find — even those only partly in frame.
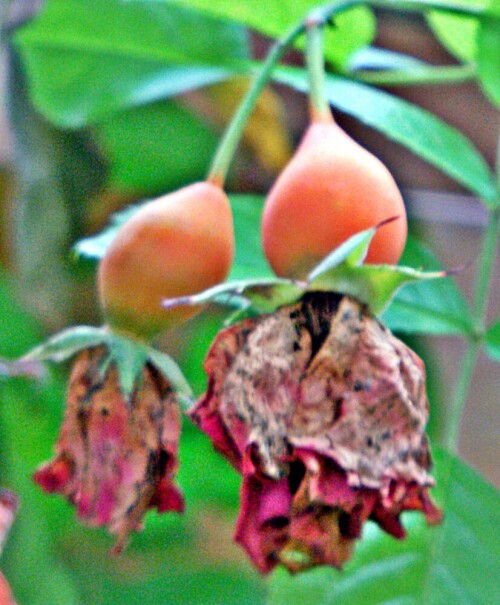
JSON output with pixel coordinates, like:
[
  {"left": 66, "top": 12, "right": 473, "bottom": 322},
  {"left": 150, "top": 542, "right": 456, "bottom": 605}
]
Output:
[
  {"left": 207, "top": 22, "right": 305, "bottom": 186},
  {"left": 474, "top": 206, "right": 500, "bottom": 324},
  {"left": 444, "top": 185, "right": 499, "bottom": 452},
  {"left": 207, "top": 0, "right": 487, "bottom": 186},
  {"left": 305, "top": 18, "right": 330, "bottom": 121},
  {"left": 445, "top": 341, "right": 479, "bottom": 451}
]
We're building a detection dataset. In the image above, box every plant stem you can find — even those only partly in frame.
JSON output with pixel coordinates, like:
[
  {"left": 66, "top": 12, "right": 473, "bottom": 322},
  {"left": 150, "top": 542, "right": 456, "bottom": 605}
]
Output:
[
  {"left": 305, "top": 18, "right": 330, "bottom": 122},
  {"left": 445, "top": 177, "right": 499, "bottom": 451},
  {"left": 207, "top": 0, "right": 489, "bottom": 186},
  {"left": 445, "top": 340, "right": 479, "bottom": 451},
  {"left": 207, "top": 22, "right": 305, "bottom": 186},
  {"left": 474, "top": 206, "right": 500, "bottom": 323}
]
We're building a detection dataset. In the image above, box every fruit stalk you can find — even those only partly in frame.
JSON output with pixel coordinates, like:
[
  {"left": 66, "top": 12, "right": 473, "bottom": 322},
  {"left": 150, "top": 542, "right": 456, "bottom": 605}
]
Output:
[
  {"left": 207, "top": 22, "right": 305, "bottom": 186},
  {"left": 305, "top": 17, "right": 330, "bottom": 123},
  {"left": 207, "top": 0, "right": 487, "bottom": 186}
]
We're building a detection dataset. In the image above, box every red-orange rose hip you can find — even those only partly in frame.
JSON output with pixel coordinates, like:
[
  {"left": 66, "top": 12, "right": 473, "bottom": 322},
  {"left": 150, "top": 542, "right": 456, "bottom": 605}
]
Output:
[
  {"left": 98, "top": 181, "right": 234, "bottom": 338},
  {"left": 262, "top": 113, "right": 407, "bottom": 279}
]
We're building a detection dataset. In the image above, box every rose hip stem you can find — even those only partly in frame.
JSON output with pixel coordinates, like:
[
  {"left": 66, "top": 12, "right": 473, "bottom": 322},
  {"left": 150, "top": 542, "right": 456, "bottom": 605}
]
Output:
[{"left": 206, "top": 0, "right": 486, "bottom": 188}]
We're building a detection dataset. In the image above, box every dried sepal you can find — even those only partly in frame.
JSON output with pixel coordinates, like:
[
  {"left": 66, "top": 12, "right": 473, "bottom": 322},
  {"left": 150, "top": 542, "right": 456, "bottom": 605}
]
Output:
[
  {"left": 191, "top": 292, "right": 441, "bottom": 573},
  {"left": 34, "top": 347, "right": 184, "bottom": 552}
]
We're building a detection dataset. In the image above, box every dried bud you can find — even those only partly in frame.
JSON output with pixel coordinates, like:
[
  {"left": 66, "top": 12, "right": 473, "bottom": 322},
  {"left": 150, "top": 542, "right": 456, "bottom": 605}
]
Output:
[
  {"left": 191, "top": 293, "right": 441, "bottom": 573},
  {"left": 34, "top": 347, "right": 184, "bottom": 552}
]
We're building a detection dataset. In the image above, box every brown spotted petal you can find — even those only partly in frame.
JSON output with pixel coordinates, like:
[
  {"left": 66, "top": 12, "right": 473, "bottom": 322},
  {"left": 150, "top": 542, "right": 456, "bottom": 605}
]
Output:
[
  {"left": 34, "top": 347, "right": 184, "bottom": 551},
  {"left": 191, "top": 292, "right": 441, "bottom": 573}
]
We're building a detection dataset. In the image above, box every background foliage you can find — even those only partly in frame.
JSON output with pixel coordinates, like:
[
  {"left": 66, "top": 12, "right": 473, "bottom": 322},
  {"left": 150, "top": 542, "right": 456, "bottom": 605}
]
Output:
[{"left": 1, "top": 0, "right": 499, "bottom": 603}]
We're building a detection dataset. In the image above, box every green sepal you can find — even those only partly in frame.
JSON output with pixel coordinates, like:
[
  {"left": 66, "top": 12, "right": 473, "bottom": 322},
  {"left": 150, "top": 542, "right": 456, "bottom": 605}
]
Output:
[
  {"left": 163, "top": 225, "right": 444, "bottom": 318},
  {"left": 106, "top": 332, "right": 150, "bottom": 399},
  {"left": 307, "top": 226, "right": 444, "bottom": 315},
  {"left": 22, "top": 325, "right": 108, "bottom": 363},
  {"left": 146, "top": 347, "right": 193, "bottom": 408},
  {"left": 20, "top": 324, "right": 193, "bottom": 402}
]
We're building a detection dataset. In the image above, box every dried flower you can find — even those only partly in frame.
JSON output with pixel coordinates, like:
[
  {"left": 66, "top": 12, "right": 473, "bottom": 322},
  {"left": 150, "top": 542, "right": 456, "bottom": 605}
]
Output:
[
  {"left": 34, "top": 347, "right": 184, "bottom": 552},
  {"left": 190, "top": 292, "right": 441, "bottom": 573},
  {"left": 0, "top": 489, "right": 19, "bottom": 604}
]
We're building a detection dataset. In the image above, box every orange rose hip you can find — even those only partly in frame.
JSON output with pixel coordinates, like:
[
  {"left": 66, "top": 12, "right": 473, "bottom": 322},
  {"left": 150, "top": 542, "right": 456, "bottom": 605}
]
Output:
[
  {"left": 262, "top": 113, "right": 407, "bottom": 279},
  {"left": 98, "top": 181, "right": 234, "bottom": 337}
]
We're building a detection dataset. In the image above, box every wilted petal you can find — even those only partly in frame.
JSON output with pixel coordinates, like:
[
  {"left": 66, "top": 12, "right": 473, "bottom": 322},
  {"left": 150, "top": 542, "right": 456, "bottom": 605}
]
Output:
[
  {"left": 0, "top": 489, "right": 19, "bottom": 555},
  {"left": 192, "top": 293, "right": 441, "bottom": 573},
  {"left": 34, "top": 347, "right": 183, "bottom": 550},
  {"left": 0, "top": 489, "right": 19, "bottom": 604},
  {"left": 235, "top": 450, "right": 292, "bottom": 573},
  {"left": 0, "top": 572, "right": 16, "bottom": 605}
]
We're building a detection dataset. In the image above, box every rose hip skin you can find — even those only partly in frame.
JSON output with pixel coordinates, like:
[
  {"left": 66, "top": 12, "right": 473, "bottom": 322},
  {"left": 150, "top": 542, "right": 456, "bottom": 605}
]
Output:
[
  {"left": 262, "top": 114, "right": 407, "bottom": 279},
  {"left": 98, "top": 181, "right": 234, "bottom": 337}
]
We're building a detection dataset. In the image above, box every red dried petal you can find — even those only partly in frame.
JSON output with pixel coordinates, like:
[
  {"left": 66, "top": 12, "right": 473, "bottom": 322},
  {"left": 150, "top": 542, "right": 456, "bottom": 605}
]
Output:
[
  {"left": 33, "top": 457, "right": 73, "bottom": 493},
  {"left": 0, "top": 572, "right": 16, "bottom": 605},
  {"left": 193, "top": 293, "right": 442, "bottom": 573},
  {"left": 234, "top": 451, "right": 292, "bottom": 574},
  {"left": 33, "top": 347, "right": 183, "bottom": 549}
]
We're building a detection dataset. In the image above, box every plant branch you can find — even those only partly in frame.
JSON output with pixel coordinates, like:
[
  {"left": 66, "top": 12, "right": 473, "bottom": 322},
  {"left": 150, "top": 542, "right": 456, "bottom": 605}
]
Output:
[
  {"left": 207, "top": 22, "right": 305, "bottom": 186},
  {"left": 444, "top": 139, "right": 499, "bottom": 451},
  {"left": 207, "top": 0, "right": 488, "bottom": 186}
]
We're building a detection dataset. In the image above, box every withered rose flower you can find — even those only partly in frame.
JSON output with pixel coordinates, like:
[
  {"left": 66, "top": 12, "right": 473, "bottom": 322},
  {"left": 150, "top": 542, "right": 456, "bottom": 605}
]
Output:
[
  {"left": 190, "top": 292, "right": 442, "bottom": 573},
  {"left": 34, "top": 347, "right": 184, "bottom": 552},
  {"left": 0, "top": 489, "right": 19, "bottom": 605}
]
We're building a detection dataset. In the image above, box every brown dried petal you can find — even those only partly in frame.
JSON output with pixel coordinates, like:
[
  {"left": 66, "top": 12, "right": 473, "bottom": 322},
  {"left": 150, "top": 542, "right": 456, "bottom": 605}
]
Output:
[
  {"left": 34, "top": 347, "right": 183, "bottom": 550},
  {"left": 192, "top": 293, "right": 434, "bottom": 490},
  {"left": 192, "top": 292, "right": 441, "bottom": 573}
]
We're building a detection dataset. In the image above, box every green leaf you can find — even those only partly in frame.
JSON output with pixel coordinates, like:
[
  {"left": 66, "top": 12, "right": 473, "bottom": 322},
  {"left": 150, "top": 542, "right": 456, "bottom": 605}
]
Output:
[
  {"left": 22, "top": 325, "right": 107, "bottom": 363},
  {"left": 169, "top": 0, "right": 375, "bottom": 68},
  {"left": 93, "top": 100, "right": 218, "bottom": 194},
  {"left": 307, "top": 227, "right": 373, "bottom": 278},
  {"left": 268, "top": 448, "right": 500, "bottom": 605},
  {"left": 382, "top": 237, "right": 475, "bottom": 335},
  {"left": 427, "top": 3, "right": 481, "bottom": 63},
  {"left": 273, "top": 67, "right": 499, "bottom": 207},
  {"left": 477, "top": 13, "right": 500, "bottom": 106},
  {"left": 347, "top": 46, "right": 429, "bottom": 71},
  {"left": 13, "top": 0, "right": 248, "bottom": 127},
  {"left": 162, "top": 277, "right": 304, "bottom": 316},
  {"left": 229, "top": 195, "right": 274, "bottom": 280},
  {"left": 311, "top": 263, "right": 444, "bottom": 316},
  {"left": 305, "top": 225, "right": 443, "bottom": 315},
  {"left": 484, "top": 318, "right": 500, "bottom": 360}
]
